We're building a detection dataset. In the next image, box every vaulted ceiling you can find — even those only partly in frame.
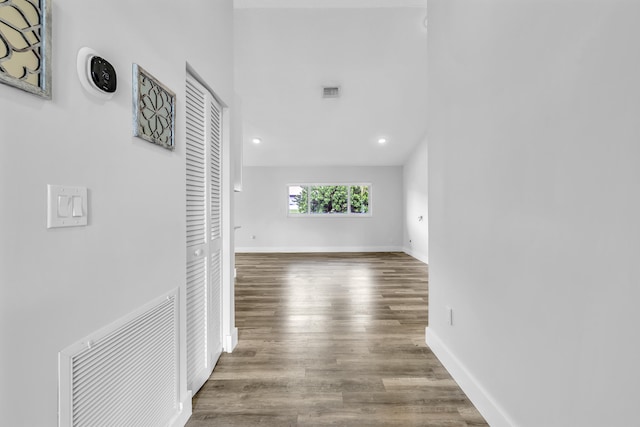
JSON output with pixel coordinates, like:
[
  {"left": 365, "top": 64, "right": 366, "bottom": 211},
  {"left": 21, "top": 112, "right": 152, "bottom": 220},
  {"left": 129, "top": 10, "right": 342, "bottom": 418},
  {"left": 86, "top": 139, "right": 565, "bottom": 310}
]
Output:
[{"left": 234, "top": 0, "right": 428, "bottom": 166}]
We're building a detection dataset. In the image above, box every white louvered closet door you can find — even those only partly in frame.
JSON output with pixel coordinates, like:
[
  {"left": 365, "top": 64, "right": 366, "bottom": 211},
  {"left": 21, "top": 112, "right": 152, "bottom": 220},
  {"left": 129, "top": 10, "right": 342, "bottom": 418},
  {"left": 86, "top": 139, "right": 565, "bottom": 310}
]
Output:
[{"left": 185, "top": 75, "right": 223, "bottom": 395}]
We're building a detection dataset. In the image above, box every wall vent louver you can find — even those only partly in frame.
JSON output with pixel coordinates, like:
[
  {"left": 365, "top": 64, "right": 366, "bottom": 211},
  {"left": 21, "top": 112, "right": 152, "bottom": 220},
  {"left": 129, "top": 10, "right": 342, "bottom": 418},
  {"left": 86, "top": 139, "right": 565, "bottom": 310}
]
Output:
[
  {"left": 58, "top": 290, "right": 181, "bottom": 427},
  {"left": 322, "top": 86, "right": 340, "bottom": 98}
]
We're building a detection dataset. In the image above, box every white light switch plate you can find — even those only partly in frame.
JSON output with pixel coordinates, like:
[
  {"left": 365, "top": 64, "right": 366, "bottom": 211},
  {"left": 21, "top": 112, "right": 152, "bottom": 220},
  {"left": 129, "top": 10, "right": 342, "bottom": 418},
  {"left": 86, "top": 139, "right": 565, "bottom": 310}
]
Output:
[{"left": 47, "top": 185, "right": 88, "bottom": 228}]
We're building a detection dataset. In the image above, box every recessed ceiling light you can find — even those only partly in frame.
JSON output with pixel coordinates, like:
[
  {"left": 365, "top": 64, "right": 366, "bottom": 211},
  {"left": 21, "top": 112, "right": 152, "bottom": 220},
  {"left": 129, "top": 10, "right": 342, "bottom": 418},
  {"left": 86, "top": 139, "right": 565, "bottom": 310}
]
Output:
[
  {"left": 252, "top": 138, "right": 261, "bottom": 144},
  {"left": 378, "top": 138, "right": 387, "bottom": 144}
]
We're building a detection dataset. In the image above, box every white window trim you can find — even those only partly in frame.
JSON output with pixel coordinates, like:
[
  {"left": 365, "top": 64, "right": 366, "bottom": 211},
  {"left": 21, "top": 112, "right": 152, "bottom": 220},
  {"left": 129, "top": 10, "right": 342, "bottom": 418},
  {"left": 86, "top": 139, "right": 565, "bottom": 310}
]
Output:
[{"left": 287, "top": 183, "right": 373, "bottom": 217}]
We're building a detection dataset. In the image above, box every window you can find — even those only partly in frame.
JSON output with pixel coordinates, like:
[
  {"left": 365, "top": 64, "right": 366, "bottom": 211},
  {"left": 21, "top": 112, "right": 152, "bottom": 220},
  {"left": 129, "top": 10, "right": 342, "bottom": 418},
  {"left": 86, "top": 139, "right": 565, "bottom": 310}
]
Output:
[{"left": 288, "top": 184, "right": 371, "bottom": 216}]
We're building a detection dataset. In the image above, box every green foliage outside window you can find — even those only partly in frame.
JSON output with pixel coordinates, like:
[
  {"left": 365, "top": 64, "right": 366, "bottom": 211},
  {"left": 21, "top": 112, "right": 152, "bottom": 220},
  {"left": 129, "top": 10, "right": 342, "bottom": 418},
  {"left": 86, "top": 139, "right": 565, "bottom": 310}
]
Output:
[
  {"left": 310, "top": 185, "right": 347, "bottom": 213},
  {"left": 292, "top": 185, "right": 369, "bottom": 215},
  {"left": 349, "top": 185, "right": 369, "bottom": 213}
]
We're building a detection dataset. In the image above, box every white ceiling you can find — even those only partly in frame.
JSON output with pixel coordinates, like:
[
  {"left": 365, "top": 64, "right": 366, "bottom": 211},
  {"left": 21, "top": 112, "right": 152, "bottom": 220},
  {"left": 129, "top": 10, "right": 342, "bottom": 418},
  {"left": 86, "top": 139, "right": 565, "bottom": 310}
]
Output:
[{"left": 234, "top": 0, "right": 428, "bottom": 167}]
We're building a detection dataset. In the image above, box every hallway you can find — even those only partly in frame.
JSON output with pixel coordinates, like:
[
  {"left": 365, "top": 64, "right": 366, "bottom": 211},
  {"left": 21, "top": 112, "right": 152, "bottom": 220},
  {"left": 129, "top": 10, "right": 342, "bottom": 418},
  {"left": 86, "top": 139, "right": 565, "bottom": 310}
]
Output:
[{"left": 186, "top": 252, "right": 487, "bottom": 426}]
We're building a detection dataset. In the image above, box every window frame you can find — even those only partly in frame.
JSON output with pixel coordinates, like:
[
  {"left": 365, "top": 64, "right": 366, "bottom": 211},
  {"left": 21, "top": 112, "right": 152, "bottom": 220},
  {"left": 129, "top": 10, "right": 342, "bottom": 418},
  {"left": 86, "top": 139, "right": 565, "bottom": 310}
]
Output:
[{"left": 287, "top": 183, "right": 373, "bottom": 217}]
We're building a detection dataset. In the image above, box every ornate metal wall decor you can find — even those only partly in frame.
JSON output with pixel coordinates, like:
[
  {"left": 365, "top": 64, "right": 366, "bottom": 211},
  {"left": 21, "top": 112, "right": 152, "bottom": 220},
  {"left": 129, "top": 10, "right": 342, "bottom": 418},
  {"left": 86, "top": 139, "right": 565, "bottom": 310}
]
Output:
[
  {"left": 0, "top": 0, "right": 51, "bottom": 98},
  {"left": 132, "top": 64, "right": 175, "bottom": 151}
]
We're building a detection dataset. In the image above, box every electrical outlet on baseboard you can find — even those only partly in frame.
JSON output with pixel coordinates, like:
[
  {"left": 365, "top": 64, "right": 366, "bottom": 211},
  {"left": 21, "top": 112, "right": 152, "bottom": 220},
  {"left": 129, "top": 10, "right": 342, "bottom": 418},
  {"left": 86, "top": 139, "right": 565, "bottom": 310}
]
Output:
[{"left": 446, "top": 306, "right": 453, "bottom": 326}]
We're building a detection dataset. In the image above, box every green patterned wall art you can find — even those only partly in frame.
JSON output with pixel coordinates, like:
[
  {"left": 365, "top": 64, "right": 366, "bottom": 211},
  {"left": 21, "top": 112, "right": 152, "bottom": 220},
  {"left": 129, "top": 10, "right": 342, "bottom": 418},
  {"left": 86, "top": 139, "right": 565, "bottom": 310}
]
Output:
[
  {"left": 0, "top": 0, "right": 51, "bottom": 98},
  {"left": 132, "top": 64, "right": 175, "bottom": 151}
]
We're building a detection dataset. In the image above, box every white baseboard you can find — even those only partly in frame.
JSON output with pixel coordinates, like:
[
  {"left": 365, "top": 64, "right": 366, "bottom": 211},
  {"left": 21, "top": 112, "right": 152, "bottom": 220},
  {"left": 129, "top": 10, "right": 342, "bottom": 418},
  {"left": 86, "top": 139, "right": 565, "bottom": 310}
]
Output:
[
  {"left": 403, "top": 247, "right": 428, "bottom": 264},
  {"left": 235, "top": 246, "right": 404, "bottom": 253},
  {"left": 425, "top": 327, "right": 516, "bottom": 427},
  {"left": 170, "top": 392, "right": 193, "bottom": 427},
  {"left": 224, "top": 327, "right": 239, "bottom": 353}
]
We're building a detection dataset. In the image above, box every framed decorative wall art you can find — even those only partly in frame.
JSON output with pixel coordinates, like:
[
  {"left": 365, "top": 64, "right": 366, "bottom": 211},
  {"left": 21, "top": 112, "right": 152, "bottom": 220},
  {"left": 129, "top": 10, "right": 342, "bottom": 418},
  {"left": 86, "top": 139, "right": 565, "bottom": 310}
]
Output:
[
  {"left": 0, "top": 0, "right": 52, "bottom": 98},
  {"left": 132, "top": 64, "right": 175, "bottom": 151}
]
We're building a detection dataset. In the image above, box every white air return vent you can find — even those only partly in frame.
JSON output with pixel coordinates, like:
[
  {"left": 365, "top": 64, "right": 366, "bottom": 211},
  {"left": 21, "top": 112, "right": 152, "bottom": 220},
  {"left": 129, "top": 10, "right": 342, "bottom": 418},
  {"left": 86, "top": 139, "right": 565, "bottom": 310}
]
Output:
[
  {"left": 322, "top": 86, "right": 340, "bottom": 98},
  {"left": 59, "top": 289, "right": 183, "bottom": 427}
]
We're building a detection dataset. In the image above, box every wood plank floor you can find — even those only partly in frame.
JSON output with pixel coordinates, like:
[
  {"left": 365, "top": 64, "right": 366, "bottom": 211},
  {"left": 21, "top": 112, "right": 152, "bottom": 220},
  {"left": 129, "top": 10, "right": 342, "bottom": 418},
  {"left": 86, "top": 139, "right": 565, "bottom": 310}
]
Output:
[{"left": 186, "top": 252, "right": 488, "bottom": 427}]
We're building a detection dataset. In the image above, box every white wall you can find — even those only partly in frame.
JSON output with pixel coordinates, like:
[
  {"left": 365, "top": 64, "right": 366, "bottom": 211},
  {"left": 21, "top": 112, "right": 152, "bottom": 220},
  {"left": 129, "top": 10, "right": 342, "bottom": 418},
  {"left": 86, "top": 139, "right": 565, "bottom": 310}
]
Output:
[
  {"left": 403, "top": 136, "right": 428, "bottom": 263},
  {"left": 0, "top": 1, "right": 234, "bottom": 426},
  {"left": 427, "top": 1, "right": 640, "bottom": 426},
  {"left": 235, "top": 166, "right": 403, "bottom": 252}
]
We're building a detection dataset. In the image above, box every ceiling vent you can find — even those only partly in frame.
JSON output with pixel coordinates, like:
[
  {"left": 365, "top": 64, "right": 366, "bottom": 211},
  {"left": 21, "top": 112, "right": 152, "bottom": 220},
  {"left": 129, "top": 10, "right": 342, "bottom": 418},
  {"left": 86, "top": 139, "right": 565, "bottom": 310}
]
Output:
[{"left": 322, "top": 86, "right": 340, "bottom": 98}]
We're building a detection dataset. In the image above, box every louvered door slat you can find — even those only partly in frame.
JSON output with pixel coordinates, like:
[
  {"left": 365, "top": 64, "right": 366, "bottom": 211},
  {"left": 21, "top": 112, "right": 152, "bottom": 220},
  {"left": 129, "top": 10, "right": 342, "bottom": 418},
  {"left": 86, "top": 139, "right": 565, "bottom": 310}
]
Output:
[
  {"left": 186, "top": 77, "right": 209, "bottom": 394},
  {"left": 210, "top": 249, "right": 222, "bottom": 357},
  {"left": 186, "top": 258, "right": 207, "bottom": 389},
  {"left": 185, "top": 74, "right": 224, "bottom": 396},
  {"left": 210, "top": 100, "right": 222, "bottom": 240},
  {"left": 186, "top": 79, "right": 206, "bottom": 250}
]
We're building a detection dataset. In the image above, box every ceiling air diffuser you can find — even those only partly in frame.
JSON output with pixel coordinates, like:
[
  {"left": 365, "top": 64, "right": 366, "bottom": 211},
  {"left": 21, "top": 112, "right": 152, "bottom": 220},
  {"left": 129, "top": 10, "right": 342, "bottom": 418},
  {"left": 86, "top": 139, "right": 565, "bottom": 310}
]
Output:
[{"left": 322, "top": 86, "right": 340, "bottom": 98}]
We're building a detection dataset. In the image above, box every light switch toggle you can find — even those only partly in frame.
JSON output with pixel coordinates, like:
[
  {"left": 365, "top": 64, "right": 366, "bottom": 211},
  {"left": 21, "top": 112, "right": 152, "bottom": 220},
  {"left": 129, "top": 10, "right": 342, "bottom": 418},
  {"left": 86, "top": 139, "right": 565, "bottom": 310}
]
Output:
[
  {"left": 48, "top": 185, "right": 88, "bottom": 228},
  {"left": 58, "top": 195, "right": 71, "bottom": 217},
  {"left": 72, "top": 196, "right": 83, "bottom": 217}
]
